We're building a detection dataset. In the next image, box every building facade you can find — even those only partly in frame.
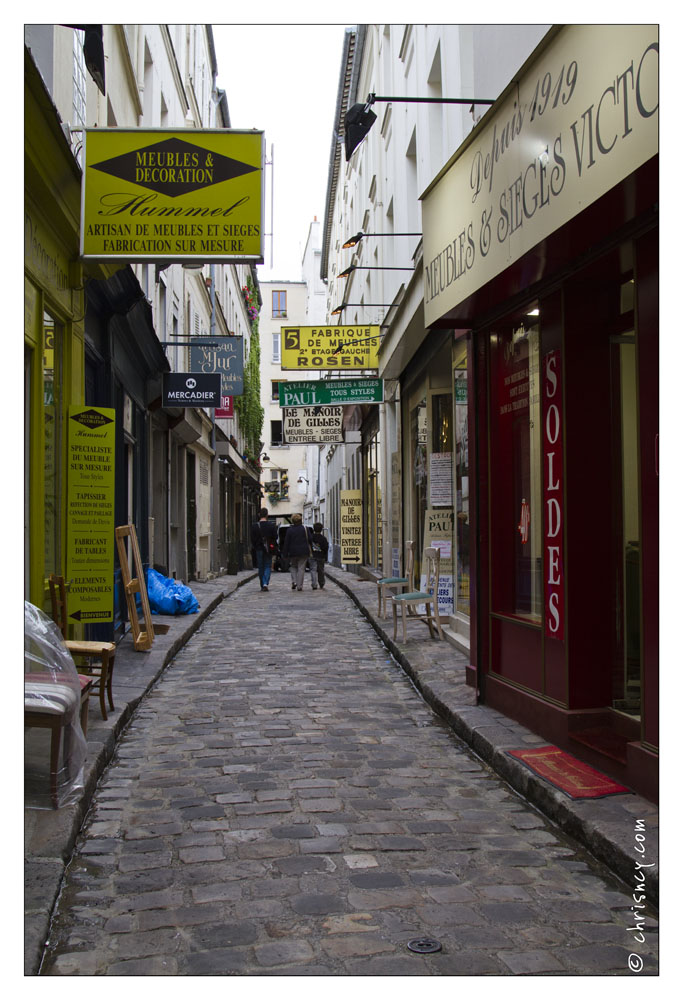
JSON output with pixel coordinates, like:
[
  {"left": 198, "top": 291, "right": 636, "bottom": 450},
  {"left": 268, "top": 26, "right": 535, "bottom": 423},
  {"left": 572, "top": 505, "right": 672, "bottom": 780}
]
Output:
[
  {"left": 322, "top": 24, "right": 549, "bottom": 601},
  {"left": 321, "top": 23, "right": 658, "bottom": 801},
  {"left": 259, "top": 219, "right": 328, "bottom": 530},
  {"left": 25, "top": 24, "right": 263, "bottom": 640}
]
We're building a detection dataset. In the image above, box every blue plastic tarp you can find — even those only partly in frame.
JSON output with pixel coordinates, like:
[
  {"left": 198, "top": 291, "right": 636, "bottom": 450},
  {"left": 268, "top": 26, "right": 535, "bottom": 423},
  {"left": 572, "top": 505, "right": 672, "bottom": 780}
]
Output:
[{"left": 142, "top": 568, "right": 199, "bottom": 615}]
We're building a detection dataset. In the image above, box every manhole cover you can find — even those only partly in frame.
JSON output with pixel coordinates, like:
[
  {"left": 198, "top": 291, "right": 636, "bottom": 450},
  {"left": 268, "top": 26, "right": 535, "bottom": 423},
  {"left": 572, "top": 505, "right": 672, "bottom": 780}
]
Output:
[{"left": 407, "top": 937, "right": 442, "bottom": 954}]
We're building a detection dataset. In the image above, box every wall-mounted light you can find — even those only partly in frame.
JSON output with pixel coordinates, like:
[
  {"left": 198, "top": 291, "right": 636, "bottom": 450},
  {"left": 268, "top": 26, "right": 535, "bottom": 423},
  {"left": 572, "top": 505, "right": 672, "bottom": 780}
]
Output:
[
  {"left": 338, "top": 264, "right": 414, "bottom": 279},
  {"left": 331, "top": 302, "right": 395, "bottom": 316},
  {"left": 342, "top": 231, "right": 420, "bottom": 249},
  {"left": 345, "top": 92, "right": 497, "bottom": 159}
]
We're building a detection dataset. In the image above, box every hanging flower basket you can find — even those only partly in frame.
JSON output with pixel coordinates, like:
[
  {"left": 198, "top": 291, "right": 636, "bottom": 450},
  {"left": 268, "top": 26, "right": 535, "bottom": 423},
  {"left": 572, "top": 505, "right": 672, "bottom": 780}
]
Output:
[{"left": 242, "top": 285, "right": 259, "bottom": 323}]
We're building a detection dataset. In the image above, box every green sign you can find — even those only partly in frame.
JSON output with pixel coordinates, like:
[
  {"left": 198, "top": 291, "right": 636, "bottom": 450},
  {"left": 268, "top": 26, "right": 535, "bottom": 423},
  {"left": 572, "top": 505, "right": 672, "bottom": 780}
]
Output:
[
  {"left": 279, "top": 378, "right": 383, "bottom": 407},
  {"left": 66, "top": 406, "right": 116, "bottom": 623}
]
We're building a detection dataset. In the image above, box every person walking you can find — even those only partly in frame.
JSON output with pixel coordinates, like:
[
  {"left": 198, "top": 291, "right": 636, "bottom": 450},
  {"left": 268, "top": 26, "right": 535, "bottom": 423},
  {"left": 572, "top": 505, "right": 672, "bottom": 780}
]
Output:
[
  {"left": 282, "top": 513, "right": 313, "bottom": 591},
  {"left": 250, "top": 508, "right": 278, "bottom": 591},
  {"left": 309, "top": 522, "right": 329, "bottom": 590}
]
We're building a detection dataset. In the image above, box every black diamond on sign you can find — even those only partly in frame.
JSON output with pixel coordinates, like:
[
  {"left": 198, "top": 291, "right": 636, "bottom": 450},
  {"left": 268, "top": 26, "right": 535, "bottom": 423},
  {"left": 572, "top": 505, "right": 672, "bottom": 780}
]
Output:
[
  {"left": 71, "top": 409, "right": 113, "bottom": 428},
  {"left": 91, "top": 136, "right": 258, "bottom": 198}
]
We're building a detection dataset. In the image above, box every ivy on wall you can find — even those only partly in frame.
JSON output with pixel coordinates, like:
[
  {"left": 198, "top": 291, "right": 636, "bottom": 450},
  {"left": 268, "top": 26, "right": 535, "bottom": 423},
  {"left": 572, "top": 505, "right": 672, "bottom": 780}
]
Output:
[{"left": 235, "top": 274, "right": 264, "bottom": 464}]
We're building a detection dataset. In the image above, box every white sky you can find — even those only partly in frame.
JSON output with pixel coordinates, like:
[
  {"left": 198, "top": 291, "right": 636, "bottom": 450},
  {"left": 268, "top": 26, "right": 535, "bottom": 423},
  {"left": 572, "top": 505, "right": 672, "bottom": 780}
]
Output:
[{"left": 212, "top": 23, "right": 352, "bottom": 283}]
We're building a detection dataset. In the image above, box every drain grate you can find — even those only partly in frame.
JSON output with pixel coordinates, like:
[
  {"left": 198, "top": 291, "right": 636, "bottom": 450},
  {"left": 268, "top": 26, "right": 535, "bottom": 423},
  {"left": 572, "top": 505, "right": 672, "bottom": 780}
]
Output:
[{"left": 407, "top": 937, "right": 442, "bottom": 954}]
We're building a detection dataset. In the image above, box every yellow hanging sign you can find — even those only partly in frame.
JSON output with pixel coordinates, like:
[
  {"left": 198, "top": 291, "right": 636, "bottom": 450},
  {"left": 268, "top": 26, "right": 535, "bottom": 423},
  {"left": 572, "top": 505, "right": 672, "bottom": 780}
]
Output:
[
  {"left": 81, "top": 128, "right": 264, "bottom": 263},
  {"left": 281, "top": 326, "right": 380, "bottom": 370}
]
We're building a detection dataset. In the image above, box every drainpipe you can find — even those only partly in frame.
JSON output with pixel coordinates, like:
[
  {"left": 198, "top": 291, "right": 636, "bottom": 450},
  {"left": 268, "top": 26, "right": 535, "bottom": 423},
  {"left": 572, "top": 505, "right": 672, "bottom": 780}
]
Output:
[
  {"left": 167, "top": 429, "right": 172, "bottom": 574},
  {"left": 209, "top": 264, "right": 216, "bottom": 574}
]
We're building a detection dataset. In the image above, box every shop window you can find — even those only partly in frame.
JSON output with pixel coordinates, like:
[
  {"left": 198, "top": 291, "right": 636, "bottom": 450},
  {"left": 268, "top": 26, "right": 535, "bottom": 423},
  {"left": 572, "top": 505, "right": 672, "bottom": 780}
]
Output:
[
  {"left": 410, "top": 399, "right": 428, "bottom": 584},
  {"left": 43, "top": 311, "right": 62, "bottom": 578},
  {"left": 611, "top": 333, "right": 641, "bottom": 716},
  {"left": 363, "top": 429, "right": 382, "bottom": 571},
  {"left": 25, "top": 348, "right": 32, "bottom": 597},
  {"left": 489, "top": 316, "right": 542, "bottom": 622},
  {"left": 427, "top": 391, "right": 454, "bottom": 617},
  {"left": 454, "top": 344, "right": 470, "bottom": 616}
]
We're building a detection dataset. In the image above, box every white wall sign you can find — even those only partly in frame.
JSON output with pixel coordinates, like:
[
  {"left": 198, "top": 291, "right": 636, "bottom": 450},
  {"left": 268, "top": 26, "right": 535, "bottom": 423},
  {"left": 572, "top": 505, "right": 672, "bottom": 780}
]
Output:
[
  {"left": 422, "top": 25, "right": 658, "bottom": 327},
  {"left": 283, "top": 406, "right": 344, "bottom": 444},
  {"left": 341, "top": 490, "right": 363, "bottom": 564}
]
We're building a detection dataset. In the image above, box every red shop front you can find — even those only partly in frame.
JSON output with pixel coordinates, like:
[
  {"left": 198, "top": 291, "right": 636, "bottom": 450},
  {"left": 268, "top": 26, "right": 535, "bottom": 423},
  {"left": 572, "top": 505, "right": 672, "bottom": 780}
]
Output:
[{"left": 422, "top": 24, "right": 658, "bottom": 801}]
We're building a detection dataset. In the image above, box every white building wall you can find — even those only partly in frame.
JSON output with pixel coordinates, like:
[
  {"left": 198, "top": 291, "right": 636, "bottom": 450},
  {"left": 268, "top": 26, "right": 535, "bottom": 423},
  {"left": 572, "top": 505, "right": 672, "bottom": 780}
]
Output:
[
  {"left": 259, "top": 279, "right": 310, "bottom": 522},
  {"left": 322, "top": 24, "right": 551, "bottom": 576}
]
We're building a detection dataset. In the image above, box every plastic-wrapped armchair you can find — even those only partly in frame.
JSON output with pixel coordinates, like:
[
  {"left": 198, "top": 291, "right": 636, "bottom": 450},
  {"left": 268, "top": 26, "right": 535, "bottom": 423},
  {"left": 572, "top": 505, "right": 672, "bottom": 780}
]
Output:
[
  {"left": 49, "top": 575, "right": 116, "bottom": 720},
  {"left": 392, "top": 546, "right": 445, "bottom": 642},
  {"left": 376, "top": 541, "right": 414, "bottom": 618},
  {"left": 24, "top": 602, "right": 90, "bottom": 809}
]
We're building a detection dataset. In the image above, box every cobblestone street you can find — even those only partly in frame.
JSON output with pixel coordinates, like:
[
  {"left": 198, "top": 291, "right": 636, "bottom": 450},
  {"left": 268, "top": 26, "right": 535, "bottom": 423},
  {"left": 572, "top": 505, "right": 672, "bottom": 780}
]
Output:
[{"left": 41, "top": 572, "right": 659, "bottom": 976}]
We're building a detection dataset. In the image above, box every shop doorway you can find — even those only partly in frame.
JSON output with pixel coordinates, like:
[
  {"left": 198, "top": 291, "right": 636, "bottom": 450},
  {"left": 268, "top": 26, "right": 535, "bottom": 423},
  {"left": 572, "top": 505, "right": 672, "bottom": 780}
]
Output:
[
  {"left": 409, "top": 398, "right": 428, "bottom": 586},
  {"left": 453, "top": 342, "right": 470, "bottom": 618},
  {"left": 610, "top": 331, "right": 641, "bottom": 718},
  {"left": 186, "top": 452, "right": 197, "bottom": 581}
]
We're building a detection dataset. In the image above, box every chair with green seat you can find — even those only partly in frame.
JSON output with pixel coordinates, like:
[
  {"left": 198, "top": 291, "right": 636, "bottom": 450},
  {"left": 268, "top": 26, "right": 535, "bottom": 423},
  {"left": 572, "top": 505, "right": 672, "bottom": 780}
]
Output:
[
  {"left": 376, "top": 540, "right": 414, "bottom": 618},
  {"left": 392, "top": 546, "right": 445, "bottom": 642}
]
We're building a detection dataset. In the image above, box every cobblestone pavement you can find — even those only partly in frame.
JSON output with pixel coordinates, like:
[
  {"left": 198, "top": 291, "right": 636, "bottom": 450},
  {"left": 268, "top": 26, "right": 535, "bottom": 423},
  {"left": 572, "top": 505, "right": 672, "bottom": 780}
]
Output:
[{"left": 41, "top": 573, "right": 659, "bottom": 976}]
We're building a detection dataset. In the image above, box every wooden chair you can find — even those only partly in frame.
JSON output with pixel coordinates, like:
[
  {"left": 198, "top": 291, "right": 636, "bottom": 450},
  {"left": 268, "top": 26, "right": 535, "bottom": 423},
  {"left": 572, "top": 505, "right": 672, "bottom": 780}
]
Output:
[
  {"left": 49, "top": 575, "right": 116, "bottom": 720},
  {"left": 392, "top": 546, "right": 445, "bottom": 642},
  {"left": 377, "top": 541, "right": 414, "bottom": 618},
  {"left": 25, "top": 673, "right": 92, "bottom": 808}
]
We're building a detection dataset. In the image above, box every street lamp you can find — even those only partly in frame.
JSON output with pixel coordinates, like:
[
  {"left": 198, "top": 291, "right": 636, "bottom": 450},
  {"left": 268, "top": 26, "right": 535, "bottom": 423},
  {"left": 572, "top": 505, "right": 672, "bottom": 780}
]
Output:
[
  {"left": 331, "top": 302, "right": 395, "bottom": 316},
  {"left": 342, "top": 231, "right": 420, "bottom": 249},
  {"left": 345, "top": 91, "right": 497, "bottom": 159},
  {"left": 337, "top": 264, "right": 413, "bottom": 279}
]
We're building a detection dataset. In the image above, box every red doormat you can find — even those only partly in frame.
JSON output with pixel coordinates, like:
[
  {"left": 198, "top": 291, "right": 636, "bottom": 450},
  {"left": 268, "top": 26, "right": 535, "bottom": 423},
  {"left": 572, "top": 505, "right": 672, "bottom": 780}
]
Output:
[{"left": 507, "top": 745, "right": 631, "bottom": 798}]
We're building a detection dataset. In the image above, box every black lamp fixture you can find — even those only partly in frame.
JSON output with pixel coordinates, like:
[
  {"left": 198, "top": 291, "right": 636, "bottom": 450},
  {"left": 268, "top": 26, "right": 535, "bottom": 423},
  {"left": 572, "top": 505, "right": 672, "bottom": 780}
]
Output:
[
  {"left": 338, "top": 264, "right": 413, "bottom": 279},
  {"left": 345, "top": 91, "right": 497, "bottom": 159},
  {"left": 331, "top": 302, "right": 395, "bottom": 316},
  {"left": 342, "top": 231, "right": 421, "bottom": 249}
]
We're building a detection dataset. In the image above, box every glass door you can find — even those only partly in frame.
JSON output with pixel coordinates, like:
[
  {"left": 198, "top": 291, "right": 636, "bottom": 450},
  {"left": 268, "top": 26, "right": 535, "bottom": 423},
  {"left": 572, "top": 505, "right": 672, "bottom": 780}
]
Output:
[
  {"left": 410, "top": 398, "right": 428, "bottom": 587},
  {"left": 611, "top": 333, "right": 641, "bottom": 717},
  {"left": 363, "top": 429, "right": 382, "bottom": 572},
  {"left": 454, "top": 342, "right": 470, "bottom": 617},
  {"left": 43, "top": 310, "right": 62, "bottom": 582}
]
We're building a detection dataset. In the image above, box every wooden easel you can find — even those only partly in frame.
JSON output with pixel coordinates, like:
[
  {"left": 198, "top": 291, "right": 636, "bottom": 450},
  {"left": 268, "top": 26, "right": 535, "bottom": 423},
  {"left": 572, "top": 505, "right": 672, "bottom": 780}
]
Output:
[{"left": 115, "top": 523, "right": 155, "bottom": 651}]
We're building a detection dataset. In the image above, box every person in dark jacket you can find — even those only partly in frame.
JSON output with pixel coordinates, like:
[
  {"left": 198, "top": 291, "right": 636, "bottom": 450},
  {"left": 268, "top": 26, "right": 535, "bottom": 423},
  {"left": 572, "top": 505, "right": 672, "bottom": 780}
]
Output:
[
  {"left": 281, "top": 513, "right": 313, "bottom": 591},
  {"left": 309, "top": 522, "right": 329, "bottom": 590},
  {"left": 250, "top": 509, "right": 278, "bottom": 591}
]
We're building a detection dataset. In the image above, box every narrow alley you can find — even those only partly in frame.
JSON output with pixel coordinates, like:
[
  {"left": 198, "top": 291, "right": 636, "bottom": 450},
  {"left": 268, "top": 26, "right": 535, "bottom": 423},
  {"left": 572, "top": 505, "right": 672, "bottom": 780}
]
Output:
[{"left": 41, "top": 573, "right": 658, "bottom": 976}]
